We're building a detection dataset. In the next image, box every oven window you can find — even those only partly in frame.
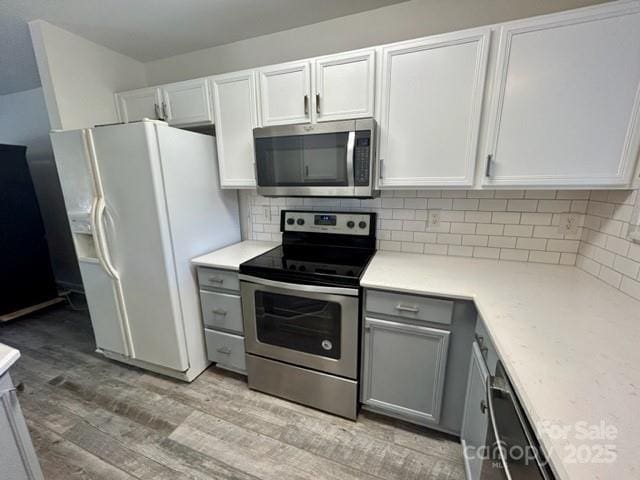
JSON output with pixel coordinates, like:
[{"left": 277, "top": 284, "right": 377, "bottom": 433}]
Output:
[
  {"left": 255, "top": 133, "right": 349, "bottom": 187},
  {"left": 254, "top": 291, "right": 341, "bottom": 359}
]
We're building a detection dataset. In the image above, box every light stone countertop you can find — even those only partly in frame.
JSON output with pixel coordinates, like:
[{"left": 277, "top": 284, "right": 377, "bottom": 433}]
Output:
[
  {"left": 191, "top": 240, "right": 280, "bottom": 271},
  {"left": 361, "top": 251, "right": 640, "bottom": 480},
  {"left": 0, "top": 343, "right": 20, "bottom": 377}
]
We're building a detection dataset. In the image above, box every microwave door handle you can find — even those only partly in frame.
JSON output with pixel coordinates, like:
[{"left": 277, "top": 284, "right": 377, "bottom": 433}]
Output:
[{"left": 346, "top": 131, "right": 355, "bottom": 187}]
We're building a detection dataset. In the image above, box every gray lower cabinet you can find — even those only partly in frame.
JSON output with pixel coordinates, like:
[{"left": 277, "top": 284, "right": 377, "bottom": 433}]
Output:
[
  {"left": 461, "top": 342, "right": 489, "bottom": 480},
  {"left": 197, "top": 266, "right": 246, "bottom": 374},
  {"left": 361, "top": 316, "right": 450, "bottom": 426},
  {"left": 0, "top": 372, "right": 44, "bottom": 480}
]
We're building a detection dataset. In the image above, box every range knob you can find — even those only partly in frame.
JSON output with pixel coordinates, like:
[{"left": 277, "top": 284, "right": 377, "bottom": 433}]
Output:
[
  {"left": 286, "top": 218, "right": 295, "bottom": 225},
  {"left": 296, "top": 218, "right": 305, "bottom": 225},
  {"left": 359, "top": 221, "right": 367, "bottom": 229},
  {"left": 346, "top": 221, "right": 355, "bottom": 229}
]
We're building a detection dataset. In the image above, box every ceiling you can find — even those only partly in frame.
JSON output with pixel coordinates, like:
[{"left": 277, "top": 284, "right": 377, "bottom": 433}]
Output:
[{"left": 0, "top": 0, "right": 406, "bottom": 96}]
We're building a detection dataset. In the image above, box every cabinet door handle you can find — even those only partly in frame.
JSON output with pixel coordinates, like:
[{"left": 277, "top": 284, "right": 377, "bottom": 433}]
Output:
[
  {"left": 480, "top": 399, "right": 487, "bottom": 414},
  {"left": 154, "top": 103, "right": 161, "bottom": 120},
  {"left": 216, "top": 347, "right": 232, "bottom": 354},
  {"left": 162, "top": 101, "right": 169, "bottom": 120},
  {"left": 379, "top": 159, "right": 384, "bottom": 179},
  {"left": 395, "top": 304, "right": 419, "bottom": 313},
  {"left": 212, "top": 309, "right": 227, "bottom": 316},
  {"left": 316, "top": 94, "right": 320, "bottom": 114},
  {"left": 485, "top": 154, "right": 493, "bottom": 178},
  {"left": 208, "top": 277, "right": 224, "bottom": 284},
  {"left": 304, "top": 95, "right": 309, "bottom": 115}
]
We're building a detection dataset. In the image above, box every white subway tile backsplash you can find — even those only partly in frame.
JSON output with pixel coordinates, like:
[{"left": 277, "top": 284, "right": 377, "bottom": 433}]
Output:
[
  {"left": 479, "top": 199, "right": 508, "bottom": 211},
  {"left": 244, "top": 188, "right": 640, "bottom": 300},
  {"left": 520, "top": 213, "right": 552, "bottom": 225},
  {"left": 474, "top": 247, "right": 500, "bottom": 259},
  {"left": 500, "top": 249, "right": 530, "bottom": 262},
  {"left": 516, "top": 237, "right": 547, "bottom": 251},
  {"left": 462, "top": 234, "right": 489, "bottom": 247},
  {"left": 507, "top": 200, "right": 538, "bottom": 212},
  {"left": 529, "top": 251, "right": 561, "bottom": 264}
]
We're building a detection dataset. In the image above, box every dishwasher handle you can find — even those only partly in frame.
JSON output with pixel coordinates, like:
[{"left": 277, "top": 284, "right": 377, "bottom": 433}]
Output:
[{"left": 486, "top": 370, "right": 551, "bottom": 480}]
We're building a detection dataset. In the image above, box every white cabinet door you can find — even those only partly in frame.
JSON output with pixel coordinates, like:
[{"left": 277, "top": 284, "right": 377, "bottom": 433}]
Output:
[
  {"left": 314, "top": 50, "right": 375, "bottom": 122},
  {"left": 163, "top": 78, "right": 213, "bottom": 126},
  {"left": 483, "top": 3, "right": 640, "bottom": 188},
  {"left": 210, "top": 71, "right": 259, "bottom": 188},
  {"left": 378, "top": 28, "right": 490, "bottom": 188},
  {"left": 258, "top": 61, "right": 311, "bottom": 126},
  {"left": 116, "top": 87, "right": 162, "bottom": 123},
  {"left": 361, "top": 317, "right": 450, "bottom": 426},
  {"left": 461, "top": 342, "right": 489, "bottom": 480}
]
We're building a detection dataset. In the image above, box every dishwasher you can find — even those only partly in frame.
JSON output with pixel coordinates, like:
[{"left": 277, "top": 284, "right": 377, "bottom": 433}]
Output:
[{"left": 481, "top": 360, "right": 555, "bottom": 480}]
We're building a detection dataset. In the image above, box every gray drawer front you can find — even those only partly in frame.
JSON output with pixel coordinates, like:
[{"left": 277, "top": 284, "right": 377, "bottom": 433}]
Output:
[
  {"left": 366, "top": 289, "right": 453, "bottom": 326},
  {"left": 200, "top": 290, "right": 243, "bottom": 334},
  {"left": 204, "top": 329, "right": 246, "bottom": 373},
  {"left": 197, "top": 267, "right": 239, "bottom": 292}
]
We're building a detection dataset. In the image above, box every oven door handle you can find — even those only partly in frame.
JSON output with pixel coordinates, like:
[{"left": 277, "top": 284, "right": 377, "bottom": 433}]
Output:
[{"left": 238, "top": 274, "right": 359, "bottom": 297}]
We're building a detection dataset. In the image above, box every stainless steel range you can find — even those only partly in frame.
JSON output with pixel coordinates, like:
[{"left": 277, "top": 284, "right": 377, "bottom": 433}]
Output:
[{"left": 239, "top": 210, "right": 376, "bottom": 419}]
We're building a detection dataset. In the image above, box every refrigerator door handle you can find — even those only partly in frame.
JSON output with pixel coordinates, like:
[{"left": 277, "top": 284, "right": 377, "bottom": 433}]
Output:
[{"left": 95, "top": 198, "right": 119, "bottom": 279}]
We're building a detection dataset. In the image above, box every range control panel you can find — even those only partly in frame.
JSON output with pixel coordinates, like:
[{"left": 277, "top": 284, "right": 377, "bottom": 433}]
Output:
[{"left": 282, "top": 211, "right": 374, "bottom": 236}]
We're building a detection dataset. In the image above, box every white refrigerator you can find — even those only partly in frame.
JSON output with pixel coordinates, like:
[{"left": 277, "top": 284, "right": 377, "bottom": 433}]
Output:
[{"left": 50, "top": 120, "right": 240, "bottom": 381}]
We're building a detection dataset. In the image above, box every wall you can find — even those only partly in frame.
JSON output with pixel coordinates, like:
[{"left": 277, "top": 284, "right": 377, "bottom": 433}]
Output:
[
  {"left": 145, "top": 0, "right": 607, "bottom": 84},
  {"left": 29, "top": 20, "right": 147, "bottom": 130},
  {"left": 242, "top": 189, "right": 587, "bottom": 265},
  {"left": 0, "top": 87, "right": 81, "bottom": 289},
  {"left": 576, "top": 191, "right": 640, "bottom": 300}
]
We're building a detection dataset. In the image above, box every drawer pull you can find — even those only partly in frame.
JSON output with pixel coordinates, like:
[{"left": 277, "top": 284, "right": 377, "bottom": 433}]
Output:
[
  {"left": 395, "top": 304, "right": 419, "bottom": 313},
  {"left": 216, "top": 347, "right": 232, "bottom": 354},
  {"left": 211, "top": 309, "right": 227, "bottom": 316},
  {"left": 208, "top": 277, "right": 224, "bottom": 284}
]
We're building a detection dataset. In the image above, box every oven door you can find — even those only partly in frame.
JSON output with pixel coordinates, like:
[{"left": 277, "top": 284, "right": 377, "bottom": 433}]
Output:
[{"left": 240, "top": 275, "right": 359, "bottom": 379}]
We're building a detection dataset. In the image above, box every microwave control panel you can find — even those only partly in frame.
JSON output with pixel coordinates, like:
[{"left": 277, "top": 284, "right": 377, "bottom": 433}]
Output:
[{"left": 354, "top": 131, "right": 371, "bottom": 186}]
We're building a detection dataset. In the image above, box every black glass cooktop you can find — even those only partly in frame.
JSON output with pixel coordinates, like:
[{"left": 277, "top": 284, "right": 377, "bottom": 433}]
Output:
[{"left": 239, "top": 244, "right": 374, "bottom": 288}]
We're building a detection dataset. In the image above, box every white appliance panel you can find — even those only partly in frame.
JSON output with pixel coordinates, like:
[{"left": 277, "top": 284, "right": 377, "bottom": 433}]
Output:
[
  {"left": 49, "top": 129, "right": 95, "bottom": 219},
  {"left": 78, "top": 260, "right": 128, "bottom": 355},
  {"left": 91, "top": 122, "right": 189, "bottom": 371}
]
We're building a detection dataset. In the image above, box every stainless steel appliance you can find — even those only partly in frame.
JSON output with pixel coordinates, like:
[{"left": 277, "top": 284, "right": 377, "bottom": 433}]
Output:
[
  {"left": 239, "top": 210, "right": 376, "bottom": 419},
  {"left": 253, "top": 118, "right": 376, "bottom": 198},
  {"left": 482, "top": 360, "right": 555, "bottom": 480}
]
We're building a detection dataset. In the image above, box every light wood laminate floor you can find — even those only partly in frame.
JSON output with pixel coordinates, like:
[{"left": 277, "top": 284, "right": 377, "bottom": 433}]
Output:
[{"left": 1, "top": 301, "right": 465, "bottom": 480}]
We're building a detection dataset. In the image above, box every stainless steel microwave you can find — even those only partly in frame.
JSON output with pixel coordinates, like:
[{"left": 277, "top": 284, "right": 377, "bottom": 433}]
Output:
[{"left": 253, "top": 118, "right": 377, "bottom": 198}]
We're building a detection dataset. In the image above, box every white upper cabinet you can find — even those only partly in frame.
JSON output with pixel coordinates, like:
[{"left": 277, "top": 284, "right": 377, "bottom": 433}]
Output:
[
  {"left": 210, "top": 71, "right": 259, "bottom": 188},
  {"left": 313, "top": 50, "right": 375, "bottom": 122},
  {"left": 162, "top": 78, "right": 213, "bottom": 126},
  {"left": 483, "top": 3, "right": 640, "bottom": 188},
  {"left": 378, "top": 28, "right": 490, "bottom": 188},
  {"left": 258, "top": 61, "right": 312, "bottom": 126},
  {"left": 116, "top": 87, "right": 163, "bottom": 122}
]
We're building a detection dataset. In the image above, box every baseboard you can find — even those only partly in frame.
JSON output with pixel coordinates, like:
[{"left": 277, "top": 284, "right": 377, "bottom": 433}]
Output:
[{"left": 56, "top": 280, "right": 84, "bottom": 294}]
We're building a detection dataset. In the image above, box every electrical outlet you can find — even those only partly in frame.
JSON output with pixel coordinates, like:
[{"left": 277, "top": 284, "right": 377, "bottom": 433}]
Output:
[
  {"left": 428, "top": 210, "right": 441, "bottom": 229},
  {"left": 557, "top": 213, "right": 579, "bottom": 235}
]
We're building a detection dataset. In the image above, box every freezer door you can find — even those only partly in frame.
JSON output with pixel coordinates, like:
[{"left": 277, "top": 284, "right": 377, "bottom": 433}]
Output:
[
  {"left": 91, "top": 122, "right": 189, "bottom": 371},
  {"left": 49, "top": 129, "right": 95, "bottom": 219},
  {"left": 78, "top": 260, "right": 128, "bottom": 355}
]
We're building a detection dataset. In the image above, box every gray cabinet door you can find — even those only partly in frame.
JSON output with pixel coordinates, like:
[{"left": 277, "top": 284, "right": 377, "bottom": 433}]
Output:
[
  {"left": 460, "top": 342, "right": 489, "bottom": 480},
  {"left": 0, "top": 374, "right": 44, "bottom": 480},
  {"left": 361, "top": 317, "right": 450, "bottom": 425}
]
